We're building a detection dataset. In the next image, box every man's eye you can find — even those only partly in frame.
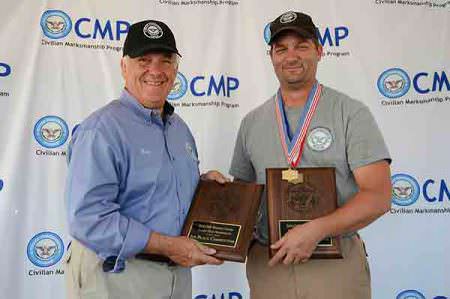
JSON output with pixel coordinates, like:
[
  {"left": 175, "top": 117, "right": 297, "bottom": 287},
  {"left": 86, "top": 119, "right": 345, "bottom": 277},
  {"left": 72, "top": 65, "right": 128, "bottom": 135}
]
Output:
[{"left": 276, "top": 48, "right": 286, "bottom": 54}]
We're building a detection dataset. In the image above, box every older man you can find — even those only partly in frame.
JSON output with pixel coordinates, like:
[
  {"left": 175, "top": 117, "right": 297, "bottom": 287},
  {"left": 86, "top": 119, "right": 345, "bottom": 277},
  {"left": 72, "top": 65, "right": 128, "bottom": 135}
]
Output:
[
  {"left": 230, "top": 11, "right": 392, "bottom": 299},
  {"left": 65, "top": 20, "right": 224, "bottom": 299}
]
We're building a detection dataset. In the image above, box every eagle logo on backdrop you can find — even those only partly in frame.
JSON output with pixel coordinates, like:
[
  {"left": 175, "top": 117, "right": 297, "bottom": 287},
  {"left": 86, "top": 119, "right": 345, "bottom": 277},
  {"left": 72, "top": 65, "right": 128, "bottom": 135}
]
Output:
[
  {"left": 280, "top": 11, "right": 297, "bottom": 23},
  {"left": 34, "top": 116, "right": 69, "bottom": 148},
  {"left": 143, "top": 22, "right": 163, "bottom": 39},
  {"left": 263, "top": 23, "right": 271, "bottom": 44},
  {"left": 396, "top": 289, "right": 426, "bottom": 299},
  {"left": 377, "top": 68, "right": 411, "bottom": 98},
  {"left": 391, "top": 173, "right": 420, "bottom": 206},
  {"left": 168, "top": 72, "right": 188, "bottom": 100},
  {"left": 40, "top": 10, "right": 72, "bottom": 39},
  {"left": 307, "top": 127, "right": 333, "bottom": 151},
  {"left": 27, "top": 232, "right": 64, "bottom": 267}
]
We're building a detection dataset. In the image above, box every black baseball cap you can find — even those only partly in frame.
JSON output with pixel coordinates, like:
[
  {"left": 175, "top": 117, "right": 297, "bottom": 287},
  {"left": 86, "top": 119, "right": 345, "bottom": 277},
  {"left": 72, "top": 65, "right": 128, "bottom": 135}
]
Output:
[
  {"left": 269, "top": 11, "right": 318, "bottom": 45},
  {"left": 123, "top": 20, "right": 181, "bottom": 58}
]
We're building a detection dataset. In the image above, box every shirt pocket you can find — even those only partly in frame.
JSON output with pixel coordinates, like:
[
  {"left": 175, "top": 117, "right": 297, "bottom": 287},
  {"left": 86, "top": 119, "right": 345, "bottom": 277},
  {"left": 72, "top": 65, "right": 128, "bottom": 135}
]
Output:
[{"left": 126, "top": 147, "right": 160, "bottom": 195}]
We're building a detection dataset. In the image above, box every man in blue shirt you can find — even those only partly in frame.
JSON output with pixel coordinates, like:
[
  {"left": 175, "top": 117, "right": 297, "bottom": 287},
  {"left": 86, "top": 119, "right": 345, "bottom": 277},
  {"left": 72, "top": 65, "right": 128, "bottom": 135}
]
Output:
[{"left": 65, "top": 20, "right": 225, "bottom": 299}]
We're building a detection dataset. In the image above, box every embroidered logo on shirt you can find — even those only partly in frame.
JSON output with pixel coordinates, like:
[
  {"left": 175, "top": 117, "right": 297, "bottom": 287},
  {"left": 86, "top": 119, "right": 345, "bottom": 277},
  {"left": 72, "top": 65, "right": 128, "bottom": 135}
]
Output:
[
  {"left": 307, "top": 127, "right": 333, "bottom": 151},
  {"left": 185, "top": 142, "right": 198, "bottom": 161}
]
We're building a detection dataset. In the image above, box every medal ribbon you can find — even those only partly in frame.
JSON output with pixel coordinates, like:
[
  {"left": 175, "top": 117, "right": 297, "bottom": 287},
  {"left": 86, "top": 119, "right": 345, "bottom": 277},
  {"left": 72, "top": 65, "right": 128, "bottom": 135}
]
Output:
[{"left": 275, "top": 82, "right": 322, "bottom": 168}]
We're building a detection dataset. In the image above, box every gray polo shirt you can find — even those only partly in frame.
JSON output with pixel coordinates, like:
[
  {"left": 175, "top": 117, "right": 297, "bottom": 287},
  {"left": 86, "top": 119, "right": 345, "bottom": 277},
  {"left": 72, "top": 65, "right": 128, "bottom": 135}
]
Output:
[{"left": 229, "top": 85, "right": 391, "bottom": 244}]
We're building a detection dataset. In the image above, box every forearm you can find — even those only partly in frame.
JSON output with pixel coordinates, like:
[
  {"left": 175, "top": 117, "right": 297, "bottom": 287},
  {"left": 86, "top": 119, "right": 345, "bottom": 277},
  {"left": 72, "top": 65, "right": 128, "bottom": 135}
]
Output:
[
  {"left": 314, "top": 189, "right": 391, "bottom": 238},
  {"left": 69, "top": 209, "right": 150, "bottom": 260},
  {"left": 144, "top": 232, "right": 173, "bottom": 255}
]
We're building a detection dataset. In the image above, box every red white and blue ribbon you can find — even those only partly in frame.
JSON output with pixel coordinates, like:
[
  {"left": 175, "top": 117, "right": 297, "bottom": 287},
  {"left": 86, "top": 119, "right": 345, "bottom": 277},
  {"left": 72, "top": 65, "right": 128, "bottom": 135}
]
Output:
[{"left": 275, "top": 81, "right": 322, "bottom": 168}]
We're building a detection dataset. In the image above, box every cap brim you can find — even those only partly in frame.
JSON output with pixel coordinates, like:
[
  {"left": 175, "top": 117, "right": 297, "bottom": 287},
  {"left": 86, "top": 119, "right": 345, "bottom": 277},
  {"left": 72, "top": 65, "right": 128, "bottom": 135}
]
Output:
[
  {"left": 126, "top": 44, "right": 182, "bottom": 58},
  {"left": 269, "top": 27, "right": 316, "bottom": 45}
]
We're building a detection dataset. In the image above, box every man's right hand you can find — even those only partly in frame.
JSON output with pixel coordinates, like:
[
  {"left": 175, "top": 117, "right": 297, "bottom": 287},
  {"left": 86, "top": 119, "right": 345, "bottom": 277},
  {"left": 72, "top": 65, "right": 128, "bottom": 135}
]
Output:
[{"left": 145, "top": 232, "right": 223, "bottom": 267}]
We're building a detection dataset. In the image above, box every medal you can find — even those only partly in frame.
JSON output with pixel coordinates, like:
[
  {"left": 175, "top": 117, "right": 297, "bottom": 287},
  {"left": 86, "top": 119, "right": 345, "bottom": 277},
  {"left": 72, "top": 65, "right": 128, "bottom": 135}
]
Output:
[
  {"left": 275, "top": 82, "right": 322, "bottom": 184},
  {"left": 282, "top": 168, "right": 304, "bottom": 184}
]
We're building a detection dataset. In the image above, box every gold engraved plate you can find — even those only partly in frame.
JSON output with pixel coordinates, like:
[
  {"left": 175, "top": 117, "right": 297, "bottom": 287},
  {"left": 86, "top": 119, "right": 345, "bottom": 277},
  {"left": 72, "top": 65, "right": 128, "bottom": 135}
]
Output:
[{"left": 282, "top": 169, "right": 303, "bottom": 184}]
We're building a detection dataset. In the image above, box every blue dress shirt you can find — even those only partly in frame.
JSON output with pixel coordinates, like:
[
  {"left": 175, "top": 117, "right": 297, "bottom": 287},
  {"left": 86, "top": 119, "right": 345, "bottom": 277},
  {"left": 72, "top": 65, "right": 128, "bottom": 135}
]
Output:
[{"left": 65, "top": 89, "right": 200, "bottom": 272}]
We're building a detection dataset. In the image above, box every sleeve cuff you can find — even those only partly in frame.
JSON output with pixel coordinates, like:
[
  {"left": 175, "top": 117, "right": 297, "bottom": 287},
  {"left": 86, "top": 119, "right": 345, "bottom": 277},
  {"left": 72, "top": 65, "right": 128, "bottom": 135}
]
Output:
[{"left": 115, "top": 218, "right": 152, "bottom": 267}]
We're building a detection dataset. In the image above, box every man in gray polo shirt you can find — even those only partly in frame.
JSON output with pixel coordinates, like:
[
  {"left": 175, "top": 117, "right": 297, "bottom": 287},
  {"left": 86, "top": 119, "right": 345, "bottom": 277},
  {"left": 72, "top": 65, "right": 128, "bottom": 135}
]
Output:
[{"left": 230, "top": 11, "right": 392, "bottom": 299}]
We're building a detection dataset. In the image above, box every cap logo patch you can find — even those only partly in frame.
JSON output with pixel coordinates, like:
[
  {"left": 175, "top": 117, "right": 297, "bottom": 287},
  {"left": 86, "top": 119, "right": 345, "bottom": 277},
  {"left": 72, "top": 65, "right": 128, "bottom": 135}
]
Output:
[
  {"left": 280, "top": 12, "right": 297, "bottom": 24},
  {"left": 143, "top": 22, "right": 163, "bottom": 39}
]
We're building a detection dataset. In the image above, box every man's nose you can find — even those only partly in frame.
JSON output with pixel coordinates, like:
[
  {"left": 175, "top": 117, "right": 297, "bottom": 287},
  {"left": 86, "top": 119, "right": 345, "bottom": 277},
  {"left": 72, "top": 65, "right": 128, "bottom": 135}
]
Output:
[{"left": 144, "top": 63, "right": 166, "bottom": 77}]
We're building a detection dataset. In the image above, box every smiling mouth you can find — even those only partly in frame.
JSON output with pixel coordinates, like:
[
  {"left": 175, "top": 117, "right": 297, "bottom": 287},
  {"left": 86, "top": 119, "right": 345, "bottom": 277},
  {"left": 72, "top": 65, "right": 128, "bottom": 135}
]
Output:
[
  {"left": 284, "top": 65, "right": 302, "bottom": 70},
  {"left": 143, "top": 80, "right": 165, "bottom": 86}
]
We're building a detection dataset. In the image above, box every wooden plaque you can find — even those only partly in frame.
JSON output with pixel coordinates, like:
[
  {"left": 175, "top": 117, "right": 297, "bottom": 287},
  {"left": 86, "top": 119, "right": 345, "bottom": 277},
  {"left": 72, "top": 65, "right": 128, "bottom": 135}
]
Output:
[
  {"left": 266, "top": 167, "right": 343, "bottom": 259},
  {"left": 182, "top": 180, "right": 263, "bottom": 262}
]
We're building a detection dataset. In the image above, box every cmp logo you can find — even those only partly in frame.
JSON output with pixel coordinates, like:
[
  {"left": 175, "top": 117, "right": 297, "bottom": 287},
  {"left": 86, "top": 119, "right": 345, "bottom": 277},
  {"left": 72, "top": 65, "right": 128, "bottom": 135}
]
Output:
[
  {"left": 168, "top": 72, "right": 188, "bottom": 100},
  {"left": 378, "top": 68, "right": 449, "bottom": 102},
  {"left": 377, "top": 68, "right": 411, "bottom": 98},
  {"left": 167, "top": 72, "right": 239, "bottom": 100},
  {"left": 40, "top": 9, "right": 130, "bottom": 42},
  {"left": 0, "top": 62, "right": 11, "bottom": 77},
  {"left": 27, "top": 232, "right": 64, "bottom": 267},
  {"left": 33, "top": 116, "right": 69, "bottom": 148},
  {"left": 392, "top": 173, "right": 420, "bottom": 206},
  {"left": 397, "top": 290, "right": 426, "bottom": 299},
  {"left": 40, "top": 10, "right": 72, "bottom": 39}
]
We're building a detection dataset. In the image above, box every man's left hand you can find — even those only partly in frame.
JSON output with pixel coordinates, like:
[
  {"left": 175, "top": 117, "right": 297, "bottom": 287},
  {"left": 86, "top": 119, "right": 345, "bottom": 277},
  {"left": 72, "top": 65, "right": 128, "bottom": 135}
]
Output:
[
  {"left": 268, "top": 220, "right": 326, "bottom": 266},
  {"left": 200, "top": 170, "right": 230, "bottom": 184}
]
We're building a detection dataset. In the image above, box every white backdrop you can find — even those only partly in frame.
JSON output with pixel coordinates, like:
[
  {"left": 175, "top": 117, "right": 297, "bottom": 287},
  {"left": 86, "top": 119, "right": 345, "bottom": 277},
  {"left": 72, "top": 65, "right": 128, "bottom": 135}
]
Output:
[{"left": 0, "top": 1, "right": 449, "bottom": 298}]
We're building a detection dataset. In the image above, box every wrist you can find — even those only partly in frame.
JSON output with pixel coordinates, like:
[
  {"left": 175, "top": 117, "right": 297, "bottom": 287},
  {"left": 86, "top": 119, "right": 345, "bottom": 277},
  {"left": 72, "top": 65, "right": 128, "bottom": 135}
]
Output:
[
  {"left": 145, "top": 232, "right": 172, "bottom": 255},
  {"left": 311, "top": 218, "right": 331, "bottom": 241}
]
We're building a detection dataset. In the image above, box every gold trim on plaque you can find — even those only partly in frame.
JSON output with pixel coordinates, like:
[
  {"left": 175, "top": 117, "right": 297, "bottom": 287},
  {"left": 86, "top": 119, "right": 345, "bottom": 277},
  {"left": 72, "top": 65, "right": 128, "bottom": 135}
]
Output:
[
  {"left": 188, "top": 220, "right": 242, "bottom": 248},
  {"left": 278, "top": 220, "right": 333, "bottom": 247}
]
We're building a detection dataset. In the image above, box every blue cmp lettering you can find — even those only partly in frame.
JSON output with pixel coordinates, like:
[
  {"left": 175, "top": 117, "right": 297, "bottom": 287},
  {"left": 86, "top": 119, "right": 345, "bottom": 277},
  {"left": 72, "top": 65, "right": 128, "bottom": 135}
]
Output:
[
  {"left": 318, "top": 26, "right": 349, "bottom": 47},
  {"left": 423, "top": 179, "right": 450, "bottom": 202},
  {"left": 208, "top": 75, "right": 226, "bottom": 97},
  {"left": 191, "top": 76, "right": 205, "bottom": 96},
  {"left": 413, "top": 72, "right": 429, "bottom": 94},
  {"left": 413, "top": 71, "right": 449, "bottom": 94},
  {"left": 93, "top": 20, "right": 113, "bottom": 40},
  {"left": 75, "top": 18, "right": 131, "bottom": 40},
  {"left": 0, "top": 62, "right": 11, "bottom": 77},
  {"left": 432, "top": 71, "right": 450, "bottom": 92},
  {"left": 191, "top": 75, "right": 239, "bottom": 97},
  {"left": 116, "top": 21, "right": 130, "bottom": 41},
  {"left": 75, "top": 18, "right": 91, "bottom": 38},
  {"left": 226, "top": 77, "right": 239, "bottom": 97}
]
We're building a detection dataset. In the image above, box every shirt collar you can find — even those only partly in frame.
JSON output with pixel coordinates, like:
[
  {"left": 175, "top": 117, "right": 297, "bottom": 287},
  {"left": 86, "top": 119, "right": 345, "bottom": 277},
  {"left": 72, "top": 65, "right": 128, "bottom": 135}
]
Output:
[{"left": 119, "top": 89, "right": 175, "bottom": 124}]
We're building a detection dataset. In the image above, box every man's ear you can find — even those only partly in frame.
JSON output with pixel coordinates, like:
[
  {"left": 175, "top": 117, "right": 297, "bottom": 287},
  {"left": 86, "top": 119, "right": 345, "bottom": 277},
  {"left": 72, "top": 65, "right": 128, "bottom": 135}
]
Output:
[
  {"left": 317, "top": 45, "right": 323, "bottom": 61},
  {"left": 120, "top": 57, "right": 127, "bottom": 79}
]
